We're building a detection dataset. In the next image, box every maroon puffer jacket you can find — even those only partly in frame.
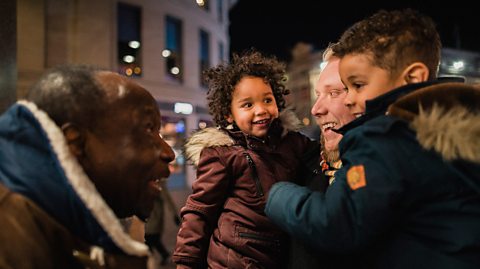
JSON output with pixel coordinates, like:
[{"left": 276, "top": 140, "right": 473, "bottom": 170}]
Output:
[{"left": 173, "top": 115, "right": 316, "bottom": 269}]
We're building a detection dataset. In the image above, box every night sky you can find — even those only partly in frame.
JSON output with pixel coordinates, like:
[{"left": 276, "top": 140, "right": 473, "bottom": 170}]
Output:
[{"left": 229, "top": 0, "right": 479, "bottom": 62}]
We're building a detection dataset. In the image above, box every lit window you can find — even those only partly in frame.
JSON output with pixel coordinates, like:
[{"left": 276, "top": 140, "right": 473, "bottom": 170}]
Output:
[
  {"left": 165, "top": 15, "right": 183, "bottom": 82},
  {"left": 117, "top": 3, "right": 142, "bottom": 77}
]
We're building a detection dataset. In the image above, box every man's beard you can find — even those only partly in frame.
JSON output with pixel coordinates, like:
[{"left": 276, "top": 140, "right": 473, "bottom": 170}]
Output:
[{"left": 321, "top": 137, "right": 340, "bottom": 163}]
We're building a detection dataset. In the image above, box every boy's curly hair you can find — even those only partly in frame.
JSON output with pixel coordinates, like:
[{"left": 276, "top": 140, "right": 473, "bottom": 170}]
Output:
[
  {"left": 204, "top": 49, "right": 290, "bottom": 127},
  {"left": 332, "top": 9, "right": 441, "bottom": 80}
]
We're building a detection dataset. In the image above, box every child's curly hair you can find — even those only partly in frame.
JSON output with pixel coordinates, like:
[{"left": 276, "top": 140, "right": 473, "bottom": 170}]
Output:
[{"left": 204, "top": 49, "right": 290, "bottom": 127}]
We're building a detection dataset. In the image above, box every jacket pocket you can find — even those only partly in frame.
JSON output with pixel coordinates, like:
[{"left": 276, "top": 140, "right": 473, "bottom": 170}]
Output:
[{"left": 235, "top": 224, "right": 281, "bottom": 249}]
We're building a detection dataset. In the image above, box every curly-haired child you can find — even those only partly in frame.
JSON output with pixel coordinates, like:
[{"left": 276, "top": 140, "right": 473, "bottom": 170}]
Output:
[{"left": 172, "top": 49, "right": 318, "bottom": 268}]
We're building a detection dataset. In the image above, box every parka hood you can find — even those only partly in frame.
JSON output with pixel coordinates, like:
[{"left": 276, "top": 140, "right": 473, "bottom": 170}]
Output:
[
  {"left": 388, "top": 82, "right": 480, "bottom": 163},
  {"left": 184, "top": 109, "right": 303, "bottom": 166},
  {"left": 0, "top": 101, "right": 150, "bottom": 258}
]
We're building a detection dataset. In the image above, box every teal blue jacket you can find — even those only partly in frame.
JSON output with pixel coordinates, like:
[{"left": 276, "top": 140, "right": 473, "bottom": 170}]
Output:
[{"left": 266, "top": 82, "right": 480, "bottom": 268}]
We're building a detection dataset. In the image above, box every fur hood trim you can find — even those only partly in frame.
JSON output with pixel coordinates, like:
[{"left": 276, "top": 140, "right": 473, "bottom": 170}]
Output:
[
  {"left": 184, "top": 109, "right": 302, "bottom": 166},
  {"left": 412, "top": 104, "right": 480, "bottom": 162},
  {"left": 279, "top": 108, "right": 303, "bottom": 133},
  {"left": 388, "top": 83, "right": 480, "bottom": 163},
  {"left": 184, "top": 127, "right": 235, "bottom": 167}
]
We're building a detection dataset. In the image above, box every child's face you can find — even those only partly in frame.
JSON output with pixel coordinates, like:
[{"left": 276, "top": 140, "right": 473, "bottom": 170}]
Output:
[
  {"left": 228, "top": 76, "right": 279, "bottom": 138},
  {"left": 339, "top": 54, "right": 405, "bottom": 116}
]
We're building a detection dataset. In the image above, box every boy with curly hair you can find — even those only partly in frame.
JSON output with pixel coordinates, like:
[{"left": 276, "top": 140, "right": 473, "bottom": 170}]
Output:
[
  {"left": 172, "top": 49, "right": 317, "bottom": 268},
  {"left": 266, "top": 9, "right": 480, "bottom": 269}
]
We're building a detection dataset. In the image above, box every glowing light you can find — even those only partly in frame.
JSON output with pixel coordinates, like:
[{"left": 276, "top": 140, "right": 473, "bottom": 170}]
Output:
[
  {"left": 196, "top": 0, "right": 205, "bottom": 6},
  {"left": 175, "top": 121, "right": 186, "bottom": 132},
  {"left": 123, "top": 55, "right": 135, "bottom": 63},
  {"left": 125, "top": 68, "right": 133, "bottom": 76},
  {"left": 170, "top": 67, "right": 180, "bottom": 75},
  {"left": 134, "top": 67, "right": 142, "bottom": 74},
  {"left": 162, "top": 49, "right": 172, "bottom": 57},
  {"left": 302, "top": 117, "right": 310, "bottom": 125},
  {"left": 128, "top": 40, "right": 140, "bottom": 49},
  {"left": 174, "top": 103, "right": 193, "bottom": 115},
  {"left": 452, "top": 61, "right": 464, "bottom": 70},
  {"left": 198, "top": 121, "right": 207, "bottom": 129}
]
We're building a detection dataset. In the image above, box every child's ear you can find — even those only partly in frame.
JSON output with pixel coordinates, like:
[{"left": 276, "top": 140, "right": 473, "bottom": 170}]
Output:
[
  {"left": 226, "top": 115, "right": 234, "bottom": 123},
  {"left": 403, "top": 62, "right": 429, "bottom": 84},
  {"left": 61, "top": 123, "right": 85, "bottom": 157}
]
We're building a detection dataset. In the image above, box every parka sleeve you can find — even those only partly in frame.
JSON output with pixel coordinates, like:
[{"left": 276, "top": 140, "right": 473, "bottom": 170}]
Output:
[
  {"left": 172, "top": 147, "right": 231, "bottom": 267},
  {"left": 265, "top": 126, "right": 406, "bottom": 253}
]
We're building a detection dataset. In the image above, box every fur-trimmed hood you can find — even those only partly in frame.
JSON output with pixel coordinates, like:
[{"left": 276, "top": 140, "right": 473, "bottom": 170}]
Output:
[
  {"left": 388, "top": 82, "right": 480, "bottom": 163},
  {"left": 184, "top": 109, "right": 303, "bottom": 166},
  {"left": 0, "top": 101, "right": 150, "bottom": 260}
]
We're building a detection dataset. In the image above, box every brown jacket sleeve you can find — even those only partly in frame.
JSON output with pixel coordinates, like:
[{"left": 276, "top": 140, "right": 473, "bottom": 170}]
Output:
[{"left": 172, "top": 147, "right": 230, "bottom": 267}]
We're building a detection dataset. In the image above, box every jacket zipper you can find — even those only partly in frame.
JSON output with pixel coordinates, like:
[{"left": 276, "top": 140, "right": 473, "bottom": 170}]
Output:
[
  {"left": 238, "top": 232, "right": 279, "bottom": 244},
  {"left": 244, "top": 153, "right": 264, "bottom": 197}
]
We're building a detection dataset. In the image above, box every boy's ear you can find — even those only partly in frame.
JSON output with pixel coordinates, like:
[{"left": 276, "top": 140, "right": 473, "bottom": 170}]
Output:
[
  {"left": 61, "top": 123, "right": 85, "bottom": 157},
  {"left": 226, "top": 115, "right": 234, "bottom": 123},
  {"left": 403, "top": 62, "right": 429, "bottom": 84}
]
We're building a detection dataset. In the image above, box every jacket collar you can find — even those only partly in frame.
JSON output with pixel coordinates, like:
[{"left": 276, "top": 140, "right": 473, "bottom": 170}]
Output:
[{"left": 225, "top": 118, "right": 284, "bottom": 150}]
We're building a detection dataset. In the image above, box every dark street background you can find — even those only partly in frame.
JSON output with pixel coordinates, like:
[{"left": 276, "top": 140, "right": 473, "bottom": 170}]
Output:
[{"left": 229, "top": 0, "right": 479, "bottom": 61}]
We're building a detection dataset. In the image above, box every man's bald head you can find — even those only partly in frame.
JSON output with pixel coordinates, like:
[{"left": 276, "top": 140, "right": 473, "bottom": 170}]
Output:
[{"left": 27, "top": 65, "right": 107, "bottom": 130}]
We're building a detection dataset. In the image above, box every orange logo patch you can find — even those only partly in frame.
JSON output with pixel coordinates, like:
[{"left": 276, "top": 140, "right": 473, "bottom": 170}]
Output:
[{"left": 347, "top": 165, "right": 366, "bottom": 190}]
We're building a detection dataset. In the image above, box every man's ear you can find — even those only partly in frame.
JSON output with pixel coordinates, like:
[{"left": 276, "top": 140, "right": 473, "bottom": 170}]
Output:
[
  {"left": 61, "top": 123, "right": 85, "bottom": 157},
  {"left": 402, "top": 62, "right": 429, "bottom": 84}
]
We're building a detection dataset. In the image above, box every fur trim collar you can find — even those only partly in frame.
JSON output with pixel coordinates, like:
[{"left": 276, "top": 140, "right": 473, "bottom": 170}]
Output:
[
  {"left": 388, "top": 83, "right": 480, "bottom": 163},
  {"left": 184, "top": 127, "right": 235, "bottom": 167},
  {"left": 185, "top": 109, "right": 302, "bottom": 166}
]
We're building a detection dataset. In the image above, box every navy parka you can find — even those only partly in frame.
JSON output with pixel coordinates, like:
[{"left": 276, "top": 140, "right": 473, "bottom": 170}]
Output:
[{"left": 265, "top": 82, "right": 480, "bottom": 269}]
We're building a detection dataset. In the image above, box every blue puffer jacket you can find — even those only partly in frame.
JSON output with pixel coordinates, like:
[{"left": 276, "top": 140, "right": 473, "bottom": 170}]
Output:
[
  {"left": 0, "top": 101, "right": 150, "bottom": 267},
  {"left": 265, "top": 82, "right": 480, "bottom": 269}
]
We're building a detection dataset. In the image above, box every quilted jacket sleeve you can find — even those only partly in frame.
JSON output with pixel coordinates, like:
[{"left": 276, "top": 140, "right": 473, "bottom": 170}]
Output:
[{"left": 172, "top": 147, "right": 231, "bottom": 267}]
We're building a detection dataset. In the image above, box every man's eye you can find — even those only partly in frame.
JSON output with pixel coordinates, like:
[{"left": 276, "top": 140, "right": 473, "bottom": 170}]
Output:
[
  {"left": 330, "top": 91, "right": 340, "bottom": 97},
  {"left": 330, "top": 89, "right": 346, "bottom": 97}
]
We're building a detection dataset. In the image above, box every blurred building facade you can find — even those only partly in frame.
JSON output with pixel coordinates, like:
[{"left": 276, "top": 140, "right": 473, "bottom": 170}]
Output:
[
  {"left": 17, "top": 0, "right": 238, "bottom": 188},
  {"left": 287, "top": 42, "right": 480, "bottom": 131}
]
